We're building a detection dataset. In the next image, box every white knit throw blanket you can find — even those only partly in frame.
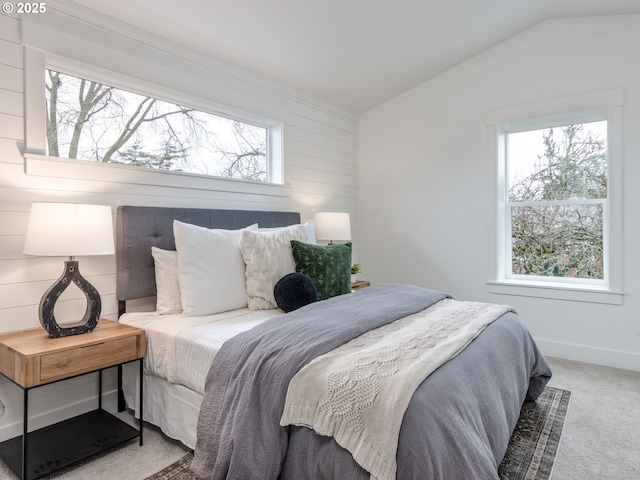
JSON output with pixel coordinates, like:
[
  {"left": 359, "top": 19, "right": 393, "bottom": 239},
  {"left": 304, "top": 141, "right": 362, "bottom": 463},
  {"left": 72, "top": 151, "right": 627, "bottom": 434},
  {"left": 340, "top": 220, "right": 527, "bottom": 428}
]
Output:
[{"left": 280, "top": 298, "right": 515, "bottom": 480}]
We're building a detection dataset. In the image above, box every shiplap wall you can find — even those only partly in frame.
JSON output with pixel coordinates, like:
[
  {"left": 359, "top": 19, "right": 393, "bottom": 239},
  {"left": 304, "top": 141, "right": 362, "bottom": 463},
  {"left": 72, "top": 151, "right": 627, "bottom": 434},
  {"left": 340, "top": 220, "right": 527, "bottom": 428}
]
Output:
[{"left": 0, "top": 10, "right": 357, "bottom": 440}]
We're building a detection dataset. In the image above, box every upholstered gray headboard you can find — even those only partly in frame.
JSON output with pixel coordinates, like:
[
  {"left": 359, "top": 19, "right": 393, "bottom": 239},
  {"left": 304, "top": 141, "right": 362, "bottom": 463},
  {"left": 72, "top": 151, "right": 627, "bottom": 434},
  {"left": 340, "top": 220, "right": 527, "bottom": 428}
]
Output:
[{"left": 116, "top": 205, "right": 300, "bottom": 315}]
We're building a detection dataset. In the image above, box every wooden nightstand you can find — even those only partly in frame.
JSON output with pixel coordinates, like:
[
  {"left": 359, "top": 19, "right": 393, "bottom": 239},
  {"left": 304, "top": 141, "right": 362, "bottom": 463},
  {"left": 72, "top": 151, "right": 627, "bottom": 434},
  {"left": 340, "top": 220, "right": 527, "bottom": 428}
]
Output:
[
  {"left": 0, "top": 319, "right": 146, "bottom": 480},
  {"left": 351, "top": 280, "right": 371, "bottom": 291}
]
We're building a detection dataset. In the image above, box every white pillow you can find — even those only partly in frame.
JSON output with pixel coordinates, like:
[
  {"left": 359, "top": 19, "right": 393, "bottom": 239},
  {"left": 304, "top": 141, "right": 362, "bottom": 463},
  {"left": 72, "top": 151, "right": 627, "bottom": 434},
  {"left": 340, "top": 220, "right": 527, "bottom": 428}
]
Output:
[
  {"left": 151, "top": 247, "right": 182, "bottom": 314},
  {"left": 173, "top": 220, "right": 256, "bottom": 317},
  {"left": 259, "top": 220, "right": 316, "bottom": 244},
  {"left": 241, "top": 224, "right": 308, "bottom": 310}
]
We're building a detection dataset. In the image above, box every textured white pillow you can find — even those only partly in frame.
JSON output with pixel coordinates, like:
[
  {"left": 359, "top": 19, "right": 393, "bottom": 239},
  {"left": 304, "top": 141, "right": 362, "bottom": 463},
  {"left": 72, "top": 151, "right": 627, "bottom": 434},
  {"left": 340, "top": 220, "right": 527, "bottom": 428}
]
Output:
[
  {"left": 258, "top": 220, "right": 316, "bottom": 243},
  {"left": 241, "top": 224, "right": 307, "bottom": 310},
  {"left": 174, "top": 220, "right": 256, "bottom": 317},
  {"left": 151, "top": 247, "right": 182, "bottom": 314}
]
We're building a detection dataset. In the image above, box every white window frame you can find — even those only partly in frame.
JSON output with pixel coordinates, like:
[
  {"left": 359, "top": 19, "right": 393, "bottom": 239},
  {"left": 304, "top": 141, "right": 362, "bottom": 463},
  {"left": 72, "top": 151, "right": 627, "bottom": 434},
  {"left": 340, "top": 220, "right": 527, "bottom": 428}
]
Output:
[
  {"left": 23, "top": 48, "right": 288, "bottom": 196},
  {"left": 486, "top": 89, "right": 623, "bottom": 305}
]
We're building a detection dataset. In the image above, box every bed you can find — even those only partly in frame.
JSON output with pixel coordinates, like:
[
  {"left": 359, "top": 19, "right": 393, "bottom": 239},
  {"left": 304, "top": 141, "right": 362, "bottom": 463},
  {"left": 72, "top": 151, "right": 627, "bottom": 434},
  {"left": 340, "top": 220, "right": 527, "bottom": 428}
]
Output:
[{"left": 115, "top": 205, "right": 552, "bottom": 480}]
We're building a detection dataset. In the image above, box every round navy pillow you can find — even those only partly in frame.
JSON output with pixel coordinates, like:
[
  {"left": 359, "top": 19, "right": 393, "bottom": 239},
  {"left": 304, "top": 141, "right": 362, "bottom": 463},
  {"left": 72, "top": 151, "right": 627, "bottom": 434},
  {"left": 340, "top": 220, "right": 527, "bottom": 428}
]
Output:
[{"left": 274, "top": 272, "right": 318, "bottom": 312}]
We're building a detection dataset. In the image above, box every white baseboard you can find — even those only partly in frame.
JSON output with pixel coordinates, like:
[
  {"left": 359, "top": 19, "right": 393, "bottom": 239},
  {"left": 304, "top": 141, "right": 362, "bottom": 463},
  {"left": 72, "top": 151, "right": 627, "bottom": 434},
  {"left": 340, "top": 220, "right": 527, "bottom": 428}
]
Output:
[{"left": 535, "top": 338, "right": 640, "bottom": 372}]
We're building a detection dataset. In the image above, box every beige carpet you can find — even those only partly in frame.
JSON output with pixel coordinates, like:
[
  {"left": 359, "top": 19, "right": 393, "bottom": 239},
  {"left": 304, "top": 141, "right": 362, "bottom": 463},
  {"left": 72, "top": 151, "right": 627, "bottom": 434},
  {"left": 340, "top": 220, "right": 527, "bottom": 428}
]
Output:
[{"left": 546, "top": 357, "right": 640, "bottom": 479}]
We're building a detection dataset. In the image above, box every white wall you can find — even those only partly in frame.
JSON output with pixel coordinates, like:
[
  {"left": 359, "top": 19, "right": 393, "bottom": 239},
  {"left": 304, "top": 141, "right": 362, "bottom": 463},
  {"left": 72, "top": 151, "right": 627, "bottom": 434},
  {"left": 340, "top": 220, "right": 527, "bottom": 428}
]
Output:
[
  {"left": 358, "top": 14, "right": 640, "bottom": 372},
  {"left": 0, "top": 9, "right": 357, "bottom": 440}
]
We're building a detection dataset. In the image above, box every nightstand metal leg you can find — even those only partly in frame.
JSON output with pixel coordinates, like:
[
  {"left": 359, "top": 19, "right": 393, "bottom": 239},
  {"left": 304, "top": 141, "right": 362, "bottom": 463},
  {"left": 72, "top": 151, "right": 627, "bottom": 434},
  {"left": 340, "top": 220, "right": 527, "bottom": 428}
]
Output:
[
  {"left": 22, "top": 388, "right": 28, "bottom": 480},
  {"left": 117, "top": 365, "right": 126, "bottom": 412},
  {"left": 139, "top": 358, "right": 144, "bottom": 446},
  {"left": 98, "top": 370, "right": 103, "bottom": 410}
]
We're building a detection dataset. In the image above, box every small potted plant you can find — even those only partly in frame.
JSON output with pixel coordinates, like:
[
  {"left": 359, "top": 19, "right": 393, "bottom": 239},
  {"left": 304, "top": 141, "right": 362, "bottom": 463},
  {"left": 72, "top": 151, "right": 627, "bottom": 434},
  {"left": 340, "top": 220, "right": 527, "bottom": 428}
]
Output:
[{"left": 351, "top": 263, "right": 361, "bottom": 282}]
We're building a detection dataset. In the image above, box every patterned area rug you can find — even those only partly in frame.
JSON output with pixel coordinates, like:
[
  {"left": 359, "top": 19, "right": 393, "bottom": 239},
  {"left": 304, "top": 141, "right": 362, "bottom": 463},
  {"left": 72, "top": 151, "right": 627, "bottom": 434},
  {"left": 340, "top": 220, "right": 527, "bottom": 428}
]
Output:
[
  {"left": 145, "top": 386, "right": 570, "bottom": 480},
  {"left": 499, "top": 386, "right": 571, "bottom": 479},
  {"left": 145, "top": 451, "right": 196, "bottom": 480}
]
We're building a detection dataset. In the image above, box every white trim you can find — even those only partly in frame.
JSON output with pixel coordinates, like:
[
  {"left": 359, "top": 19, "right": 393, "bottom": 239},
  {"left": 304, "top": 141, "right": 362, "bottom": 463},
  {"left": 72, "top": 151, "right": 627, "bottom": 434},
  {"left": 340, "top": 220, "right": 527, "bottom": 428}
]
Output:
[
  {"left": 24, "top": 154, "right": 291, "bottom": 197},
  {"left": 485, "top": 88, "right": 624, "bottom": 126},
  {"left": 487, "top": 89, "right": 624, "bottom": 303},
  {"left": 606, "top": 104, "right": 623, "bottom": 293},
  {"left": 508, "top": 198, "right": 606, "bottom": 208},
  {"left": 23, "top": 46, "right": 46, "bottom": 155},
  {"left": 487, "top": 281, "right": 623, "bottom": 305},
  {"left": 536, "top": 339, "right": 640, "bottom": 372},
  {"left": 269, "top": 123, "right": 284, "bottom": 184}
]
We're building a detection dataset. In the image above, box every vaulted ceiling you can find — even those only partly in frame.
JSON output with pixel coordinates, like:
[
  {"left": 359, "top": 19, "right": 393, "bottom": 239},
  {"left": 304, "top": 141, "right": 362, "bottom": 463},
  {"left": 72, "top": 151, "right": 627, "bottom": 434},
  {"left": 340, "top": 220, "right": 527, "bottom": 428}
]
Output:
[{"left": 55, "top": 0, "right": 640, "bottom": 114}]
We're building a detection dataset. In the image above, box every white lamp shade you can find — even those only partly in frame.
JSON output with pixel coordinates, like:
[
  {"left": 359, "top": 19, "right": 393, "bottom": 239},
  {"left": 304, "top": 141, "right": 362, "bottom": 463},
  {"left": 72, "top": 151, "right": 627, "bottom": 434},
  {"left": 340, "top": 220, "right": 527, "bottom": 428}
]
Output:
[
  {"left": 23, "top": 203, "right": 115, "bottom": 256},
  {"left": 314, "top": 212, "right": 351, "bottom": 242}
]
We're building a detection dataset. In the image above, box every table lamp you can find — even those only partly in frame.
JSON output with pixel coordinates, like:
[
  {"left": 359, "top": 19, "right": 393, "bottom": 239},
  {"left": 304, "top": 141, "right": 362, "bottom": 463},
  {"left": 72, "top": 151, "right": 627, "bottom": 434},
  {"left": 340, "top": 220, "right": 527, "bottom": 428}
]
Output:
[
  {"left": 23, "top": 203, "right": 115, "bottom": 338},
  {"left": 314, "top": 212, "right": 351, "bottom": 244}
]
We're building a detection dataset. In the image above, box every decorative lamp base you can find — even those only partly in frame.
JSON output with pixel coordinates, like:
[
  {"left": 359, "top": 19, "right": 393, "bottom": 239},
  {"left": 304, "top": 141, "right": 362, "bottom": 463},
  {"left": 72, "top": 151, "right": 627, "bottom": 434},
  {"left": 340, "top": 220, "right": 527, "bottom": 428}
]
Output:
[{"left": 39, "top": 260, "right": 101, "bottom": 338}]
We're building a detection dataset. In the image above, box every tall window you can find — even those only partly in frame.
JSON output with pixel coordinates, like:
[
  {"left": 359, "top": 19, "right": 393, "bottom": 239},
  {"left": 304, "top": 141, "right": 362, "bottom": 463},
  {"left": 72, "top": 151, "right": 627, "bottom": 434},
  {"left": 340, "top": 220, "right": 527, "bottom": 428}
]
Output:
[
  {"left": 505, "top": 119, "right": 608, "bottom": 284},
  {"left": 45, "top": 69, "right": 278, "bottom": 183},
  {"left": 488, "top": 90, "right": 622, "bottom": 303}
]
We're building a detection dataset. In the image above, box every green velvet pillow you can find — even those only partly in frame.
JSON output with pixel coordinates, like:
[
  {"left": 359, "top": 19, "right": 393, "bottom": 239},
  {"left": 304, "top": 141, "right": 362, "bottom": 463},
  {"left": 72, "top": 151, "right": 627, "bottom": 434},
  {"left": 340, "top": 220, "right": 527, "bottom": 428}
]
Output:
[{"left": 290, "top": 240, "right": 352, "bottom": 301}]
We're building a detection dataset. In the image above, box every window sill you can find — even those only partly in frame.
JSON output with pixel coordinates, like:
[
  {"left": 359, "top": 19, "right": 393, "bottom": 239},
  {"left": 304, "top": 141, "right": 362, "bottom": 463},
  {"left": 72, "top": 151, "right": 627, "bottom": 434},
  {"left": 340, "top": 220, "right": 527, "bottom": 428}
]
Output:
[
  {"left": 486, "top": 280, "right": 623, "bottom": 305},
  {"left": 24, "top": 154, "right": 290, "bottom": 197}
]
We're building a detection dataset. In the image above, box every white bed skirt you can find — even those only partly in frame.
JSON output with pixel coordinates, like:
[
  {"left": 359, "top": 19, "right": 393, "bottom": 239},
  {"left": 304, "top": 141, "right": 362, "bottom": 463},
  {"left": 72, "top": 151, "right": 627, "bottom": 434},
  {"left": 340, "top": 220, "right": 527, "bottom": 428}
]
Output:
[{"left": 123, "top": 363, "right": 203, "bottom": 449}]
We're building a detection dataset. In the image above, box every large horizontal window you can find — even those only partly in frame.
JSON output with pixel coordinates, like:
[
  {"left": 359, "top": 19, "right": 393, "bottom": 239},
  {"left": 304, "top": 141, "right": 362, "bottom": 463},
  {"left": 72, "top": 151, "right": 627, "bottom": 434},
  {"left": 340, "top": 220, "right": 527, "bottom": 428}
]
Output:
[{"left": 44, "top": 69, "right": 281, "bottom": 184}]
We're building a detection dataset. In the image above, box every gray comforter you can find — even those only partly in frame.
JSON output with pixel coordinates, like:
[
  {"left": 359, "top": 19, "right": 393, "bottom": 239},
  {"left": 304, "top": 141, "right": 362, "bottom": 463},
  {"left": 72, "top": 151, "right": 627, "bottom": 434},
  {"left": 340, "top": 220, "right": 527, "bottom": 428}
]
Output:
[{"left": 191, "top": 284, "right": 551, "bottom": 480}]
